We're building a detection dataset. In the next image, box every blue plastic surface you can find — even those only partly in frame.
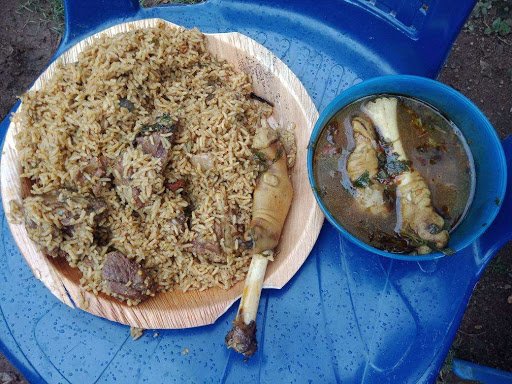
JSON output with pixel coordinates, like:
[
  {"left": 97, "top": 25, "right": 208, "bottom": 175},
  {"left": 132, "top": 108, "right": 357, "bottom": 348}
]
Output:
[
  {"left": 308, "top": 75, "right": 507, "bottom": 261},
  {"left": 3, "top": 0, "right": 511, "bottom": 383},
  {"left": 453, "top": 359, "right": 512, "bottom": 383}
]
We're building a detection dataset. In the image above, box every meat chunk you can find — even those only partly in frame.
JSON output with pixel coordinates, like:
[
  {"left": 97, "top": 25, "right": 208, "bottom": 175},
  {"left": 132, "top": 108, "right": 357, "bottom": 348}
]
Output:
[
  {"left": 166, "top": 179, "right": 186, "bottom": 192},
  {"left": 191, "top": 198, "right": 241, "bottom": 262},
  {"left": 101, "top": 251, "right": 155, "bottom": 302},
  {"left": 396, "top": 171, "right": 450, "bottom": 249},
  {"left": 136, "top": 131, "right": 174, "bottom": 167},
  {"left": 191, "top": 238, "right": 225, "bottom": 263},
  {"left": 364, "top": 97, "right": 449, "bottom": 249},
  {"left": 225, "top": 318, "right": 257, "bottom": 357},
  {"left": 22, "top": 189, "right": 108, "bottom": 262},
  {"left": 81, "top": 156, "right": 109, "bottom": 179},
  {"left": 135, "top": 113, "right": 179, "bottom": 167},
  {"left": 190, "top": 153, "right": 213, "bottom": 171},
  {"left": 23, "top": 206, "right": 63, "bottom": 256},
  {"left": 346, "top": 116, "right": 389, "bottom": 215},
  {"left": 20, "top": 176, "right": 34, "bottom": 199},
  {"left": 112, "top": 156, "right": 146, "bottom": 209},
  {"left": 39, "top": 190, "right": 108, "bottom": 227},
  {"left": 214, "top": 216, "right": 241, "bottom": 252},
  {"left": 113, "top": 114, "right": 179, "bottom": 210},
  {"left": 74, "top": 156, "right": 111, "bottom": 196}
]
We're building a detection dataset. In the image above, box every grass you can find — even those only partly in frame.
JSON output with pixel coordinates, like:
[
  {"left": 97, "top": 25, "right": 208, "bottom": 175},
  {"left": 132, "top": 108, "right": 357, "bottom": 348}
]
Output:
[
  {"left": 19, "top": 0, "right": 64, "bottom": 33},
  {"left": 436, "top": 348, "right": 457, "bottom": 384},
  {"left": 466, "top": 0, "right": 512, "bottom": 36},
  {"left": 488, "top": 252, "right": 510, "bottom": 276},
  {"left": 436, "top": 337, "right": 468, "bottom": 384}
]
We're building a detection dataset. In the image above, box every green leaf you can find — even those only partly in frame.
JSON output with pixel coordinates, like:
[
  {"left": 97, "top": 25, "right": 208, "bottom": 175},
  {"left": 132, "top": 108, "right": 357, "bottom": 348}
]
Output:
[
  {"left": 376, "top": 169, "right": 389, "bottom": 183},
  {"left": 385, "top": 152, "right": 410, "bottom": 177},
  {"left": 353, "top": 170, "right": 372, "bottom": 188},
  {"left": 484, "top": 26, "right": 493, "bottom": 34},
  {"left": 253, "top": 151, "right": 267, "bottom": 163},
  {"left": 492, "top": 17, "right": 502, "bottom": 29},
  {"left": 158, "top": 113, "right": 172, "bottom": 124},
  {"left": 140, "top": 113, "right": 175, "bottom": 134},
  {"left": 499, "top": 22, "right": 511, "bottom": 36},
  {"left": 400, "top": 226, "right": 454, "bottom": 256}
]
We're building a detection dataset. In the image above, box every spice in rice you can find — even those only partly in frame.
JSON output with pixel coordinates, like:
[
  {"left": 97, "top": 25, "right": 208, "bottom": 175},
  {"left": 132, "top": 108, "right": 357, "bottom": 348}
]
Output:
[{"left": 12, "top": 23, "right": 280, "bottom": 305}]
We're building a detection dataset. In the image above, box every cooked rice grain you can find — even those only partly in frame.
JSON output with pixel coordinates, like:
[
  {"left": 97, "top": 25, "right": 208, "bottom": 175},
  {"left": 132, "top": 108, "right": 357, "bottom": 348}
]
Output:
[{"left": 14, "top": 23, "right": 272, "bottom": 300}]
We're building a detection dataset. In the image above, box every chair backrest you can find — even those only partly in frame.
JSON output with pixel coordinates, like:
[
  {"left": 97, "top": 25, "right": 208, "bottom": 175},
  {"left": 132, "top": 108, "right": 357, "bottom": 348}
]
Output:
[
  {"left": 348, "top": 0, "right": 464, "bottom": 39},
  {"left": 62, "top": 0, "right": 476, "bottom": 77},
  {"left": 338, "top": 0, "right": 477, "bottom": 75}
]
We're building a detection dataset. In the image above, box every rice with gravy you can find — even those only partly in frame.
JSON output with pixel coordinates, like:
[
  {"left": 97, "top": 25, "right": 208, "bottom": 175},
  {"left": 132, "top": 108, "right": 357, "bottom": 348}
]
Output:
[{"left": 13, "top": 23, "right": 275, "bottom": 304}]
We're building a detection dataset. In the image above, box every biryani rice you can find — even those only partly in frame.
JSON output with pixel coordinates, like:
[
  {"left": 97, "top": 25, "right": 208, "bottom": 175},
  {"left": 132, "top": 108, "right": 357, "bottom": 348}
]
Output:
[{"left": 14, "top": 23, "right": 274, "bottom": 303}]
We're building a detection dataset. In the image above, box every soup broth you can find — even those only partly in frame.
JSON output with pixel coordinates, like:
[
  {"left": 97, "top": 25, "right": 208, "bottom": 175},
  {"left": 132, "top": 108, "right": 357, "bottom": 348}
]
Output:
[{"left": 313, "top": 95, "right": 475, "bottom": 254}]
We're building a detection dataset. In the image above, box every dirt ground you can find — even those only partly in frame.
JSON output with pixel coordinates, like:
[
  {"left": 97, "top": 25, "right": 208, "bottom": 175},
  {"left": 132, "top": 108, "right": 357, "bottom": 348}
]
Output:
[
  {"left": 0, "top": 0, "right": 511, "bottom": 383},
  {"left": 0, "top": 0, "right": 60, "bottom": 119},
  {"left": 438, "top": 2, "right": 512, "bottom": 373}
]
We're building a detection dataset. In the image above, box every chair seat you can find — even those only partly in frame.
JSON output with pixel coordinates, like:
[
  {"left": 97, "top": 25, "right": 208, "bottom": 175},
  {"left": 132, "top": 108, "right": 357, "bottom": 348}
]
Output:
[{"left": 2, "top": 1, "right": 510, "bottom": 383}]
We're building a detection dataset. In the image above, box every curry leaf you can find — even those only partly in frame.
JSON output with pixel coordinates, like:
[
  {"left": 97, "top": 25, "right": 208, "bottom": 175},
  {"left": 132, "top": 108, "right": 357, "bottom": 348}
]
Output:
[
  {"left": 385, "top": 153, "right": 410, "bottom": 177},
  {"left": 353, "top": 170, "right": 372, "bottom": 188}
]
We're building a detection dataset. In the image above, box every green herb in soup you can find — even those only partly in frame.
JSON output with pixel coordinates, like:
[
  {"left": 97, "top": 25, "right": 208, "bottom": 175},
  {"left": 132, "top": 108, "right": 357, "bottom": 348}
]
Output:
[{"left": 313, "top": 95, "right": 475, "bottom": 255}]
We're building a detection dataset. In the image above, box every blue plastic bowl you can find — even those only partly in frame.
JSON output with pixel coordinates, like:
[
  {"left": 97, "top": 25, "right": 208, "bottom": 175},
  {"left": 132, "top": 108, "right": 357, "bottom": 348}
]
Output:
[{"left": 307, "top": 75, "right": 507, "bottom": 261}]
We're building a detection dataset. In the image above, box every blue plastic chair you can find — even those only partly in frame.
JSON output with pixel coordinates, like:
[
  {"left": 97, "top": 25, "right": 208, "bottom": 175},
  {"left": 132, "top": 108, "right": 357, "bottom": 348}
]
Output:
[
  {"left": 1, "top": 1, "right": 510, "bottom": 383},
  {"left": 453, "top": 359, "right": 512, "bottom": 383}
]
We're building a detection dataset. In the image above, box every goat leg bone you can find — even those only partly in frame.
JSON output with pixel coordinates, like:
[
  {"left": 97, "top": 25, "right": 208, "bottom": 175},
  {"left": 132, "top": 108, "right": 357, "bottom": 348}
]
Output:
[
  {"left": 225, "top": 253, "right": 268, "bottom": 357},
  {"left": 225, "top": 124, "right": 293, "bottom": 357},
  {"left": 364, "top": 97, "right": 449, "bottom": 249}
]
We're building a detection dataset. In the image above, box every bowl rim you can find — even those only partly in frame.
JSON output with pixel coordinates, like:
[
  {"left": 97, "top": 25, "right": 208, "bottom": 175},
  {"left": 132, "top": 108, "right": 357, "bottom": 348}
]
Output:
[{"left": 307, "top": 74, "right": 508, "bottom": 261}]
